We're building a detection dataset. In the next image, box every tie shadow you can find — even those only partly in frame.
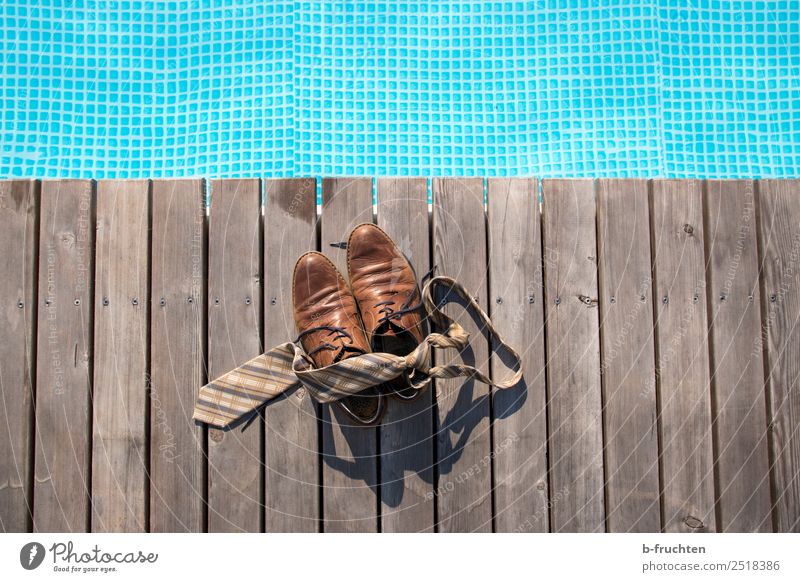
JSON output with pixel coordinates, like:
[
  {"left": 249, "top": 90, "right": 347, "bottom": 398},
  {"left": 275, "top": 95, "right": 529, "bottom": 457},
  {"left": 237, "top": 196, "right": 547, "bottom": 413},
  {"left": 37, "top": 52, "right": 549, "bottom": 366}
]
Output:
[
  {"left": 320, "top": 406, "right": 382, "bottom": 493},
  {"left": 322, "top": 283, "right": 528, "bottom": 507}
]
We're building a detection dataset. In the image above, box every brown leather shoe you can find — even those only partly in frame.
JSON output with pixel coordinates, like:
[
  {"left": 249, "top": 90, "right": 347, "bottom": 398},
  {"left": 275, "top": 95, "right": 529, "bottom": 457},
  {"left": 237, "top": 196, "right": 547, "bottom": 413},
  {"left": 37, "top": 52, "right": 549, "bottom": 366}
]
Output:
[
  {"left": 346, "top": 224, "right": 426, "bottom": 401},
  {"left": 292, "top": 251, "right": 385, "bottom": 425}
]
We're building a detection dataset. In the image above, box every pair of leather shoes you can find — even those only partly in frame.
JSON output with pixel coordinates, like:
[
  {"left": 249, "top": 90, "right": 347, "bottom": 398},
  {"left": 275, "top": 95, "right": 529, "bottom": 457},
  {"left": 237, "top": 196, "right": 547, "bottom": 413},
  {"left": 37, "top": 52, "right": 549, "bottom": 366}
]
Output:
[{"left": 292, "top": 224, "right": 426, "bottom": 426}]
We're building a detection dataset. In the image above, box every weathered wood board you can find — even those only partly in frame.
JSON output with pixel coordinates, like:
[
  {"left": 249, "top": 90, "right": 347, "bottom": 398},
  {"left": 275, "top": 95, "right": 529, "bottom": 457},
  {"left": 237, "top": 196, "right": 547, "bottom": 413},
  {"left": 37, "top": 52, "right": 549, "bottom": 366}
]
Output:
[
  {"left": 705, "top": 179, "right": 772, "bottom": 532},
  {"left": 207, "top": 178, "right": 262, "bottom": 532},
  {"left": 542, "top": 179, "right": 605, "bottom": 532},
  {"left": 650, "top": 179, "right": 716, "bottom": 532},
  {"left": 432, "top": 177, "right": 492, "bottom": 532},
  {"left": 596, "top": 179, "right": 661, "bottom": 532},
  {"left": 320, "top": 177, "right": 378, "bottom": 532},
  {"left": 34, "top": 179, "right": 95, "bottom": 532},
  {"left": 91, "top": 179, "right": 149, "bottom": 532},
  {"left": 0, "top": 180, "right": 38, "bottom": 532},
  {"left": 149, "top": 180, "right": 206, "bottom": 532},
  {"left": 376, "top": 177, "right": 435, "bottom": 533},
  {"left": 487, "top": 177, "right": 550, "bottom": 533},
  {"left": 264, "top": 178, "right": 320, "bottom": 532},
  {"left": 758, "top": 179, "right": 800, "bottom": 532}
]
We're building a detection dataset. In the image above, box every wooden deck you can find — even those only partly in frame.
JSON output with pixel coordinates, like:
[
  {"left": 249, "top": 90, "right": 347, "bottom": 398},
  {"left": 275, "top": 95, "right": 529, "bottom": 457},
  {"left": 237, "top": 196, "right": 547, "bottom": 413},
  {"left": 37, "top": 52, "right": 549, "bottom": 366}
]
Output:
[{"left": 1, "top": 177, "right": 799, "bottom": 533}]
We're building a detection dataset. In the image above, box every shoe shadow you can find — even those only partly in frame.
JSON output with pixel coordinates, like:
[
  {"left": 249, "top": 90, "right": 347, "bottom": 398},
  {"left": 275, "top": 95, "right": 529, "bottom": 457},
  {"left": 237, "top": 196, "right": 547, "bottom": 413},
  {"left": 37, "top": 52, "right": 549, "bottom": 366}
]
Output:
[
  {"left": 320, "top": 404, "right": 381, "bottom": 495},
  {"left": 382, "top": 283, "right": 528, "bottom": 508}
]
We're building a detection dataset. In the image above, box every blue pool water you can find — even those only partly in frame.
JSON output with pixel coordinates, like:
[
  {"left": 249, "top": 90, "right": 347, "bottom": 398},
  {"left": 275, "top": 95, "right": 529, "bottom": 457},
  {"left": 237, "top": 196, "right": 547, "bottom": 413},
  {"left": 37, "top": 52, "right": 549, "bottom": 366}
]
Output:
[{"left": 1, "top": 1, "right": 799, "bottom": 179}]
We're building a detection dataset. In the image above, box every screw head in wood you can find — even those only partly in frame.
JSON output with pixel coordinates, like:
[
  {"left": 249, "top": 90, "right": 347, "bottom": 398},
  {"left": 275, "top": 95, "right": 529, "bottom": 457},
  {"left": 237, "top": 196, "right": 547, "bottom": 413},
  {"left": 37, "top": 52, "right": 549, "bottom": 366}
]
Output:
[
  {"left": 74, "top": 299, "right": 81, "bottom": 306},
  {"left": 683, "top": 224, "right": 694, "bottom": 235},
  {"left": 554, "top": 297, "right": 561, "bottom": 305},
  {"left": 214, "top": 297, "right": 220, "bottom": 305},
  {"left": 102, "top": 297, "right": 109, "bottom": 306},
  {"left": 528, "top": 295, "right": 535, "bottom": 304},
  {"left": 131, "top": 298, "right": 139, "bottom": 306},
  {"left": 187, "top": 297, "right": 193, "bottom": 304},
  {"left": 17, "top": 300, "right": 24, "bottom": 308},
  {"left": 662, "top": 296, "right": 669, "bottom": 304},
  {"left": 770, "top": 293, "right": 777, "bottom": 303},
  {"left": 245, "top": 297, "right": 252, "bottom": 305},
  {"left": 495, "top": 297, "right": 503, "bottom": 304},
  {"left": 159, "top": 298, "right": 166, "bottom": 307},
  {"left": 610, "top": 296, "right": 616, "bottom": 304},
  {"left": 271, "top": 297, "right": 277, "bottom": 305}
]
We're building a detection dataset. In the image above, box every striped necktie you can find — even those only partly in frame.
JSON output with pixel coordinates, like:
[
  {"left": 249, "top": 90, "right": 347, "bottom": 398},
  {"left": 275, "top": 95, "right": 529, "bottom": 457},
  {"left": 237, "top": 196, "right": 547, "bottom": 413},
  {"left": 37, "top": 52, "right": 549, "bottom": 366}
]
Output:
[{"left": 193, "top": 275, "right": 524, "bottom": 428}]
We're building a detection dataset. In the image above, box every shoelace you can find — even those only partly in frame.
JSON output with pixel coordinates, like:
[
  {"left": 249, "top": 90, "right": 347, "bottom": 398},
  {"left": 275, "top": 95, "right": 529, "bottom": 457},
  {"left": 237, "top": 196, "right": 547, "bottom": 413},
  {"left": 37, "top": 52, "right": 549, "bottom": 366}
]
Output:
[
  {"left": 373, "top": 265, "right": 437, "bottom": 332},
  {"left": 295, "top": 324, "right": 366, "bottom": 361}
]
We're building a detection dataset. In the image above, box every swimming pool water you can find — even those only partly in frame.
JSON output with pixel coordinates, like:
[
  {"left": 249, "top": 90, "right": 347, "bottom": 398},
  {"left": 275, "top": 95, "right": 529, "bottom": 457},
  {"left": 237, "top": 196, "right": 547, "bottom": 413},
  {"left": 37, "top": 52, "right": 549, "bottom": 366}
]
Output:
[{"left": 1, "top": 1, "right": 799, "bottom": 179}]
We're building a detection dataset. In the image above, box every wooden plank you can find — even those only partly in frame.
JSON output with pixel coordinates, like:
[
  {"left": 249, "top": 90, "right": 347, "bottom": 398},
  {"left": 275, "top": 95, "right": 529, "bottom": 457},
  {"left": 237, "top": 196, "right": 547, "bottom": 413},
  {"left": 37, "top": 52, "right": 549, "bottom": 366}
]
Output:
[
  {"left": 320, "top": 177, "right": 378, "bottom": 532},
  {"left": 650, "top": 179, "right": 716, "bottom": 532},
  {"left": 264, "top": 178, "right": 320, "bottom": 532},
  {"left": 207, "top": 179, "right": 262, "bottom": 532},
  {"left": 376, "top": 177, "right": 435, "bottom": 533},
  {"left": 596, "top": 179, "right": 661, "bottom": 532},
  {"left": 432, "top": 177, "right": 492, "bottom": 532},
  {"left": 705, "top": 180, "right": 772, "bottom": 532},
  {"left": 0, "top": 180, "right": 39, "bottom": 532},
  {"left": 758, "top": 179, "right": 800, "bottom": 532},
  {"left": 541, "top": 179, "right": 605, "bottom": 532},
  {"left": 33, "top": 179, "right": 95, "bottom": 532},
  {"left": 150, "top": 179, "right": 206, "bottom": 532},
  {"left": 91, "top": 180, "right": 149, "bottom": 532},
  {"left": 486, "top": 178, "right": 549, "bottom": 532}
]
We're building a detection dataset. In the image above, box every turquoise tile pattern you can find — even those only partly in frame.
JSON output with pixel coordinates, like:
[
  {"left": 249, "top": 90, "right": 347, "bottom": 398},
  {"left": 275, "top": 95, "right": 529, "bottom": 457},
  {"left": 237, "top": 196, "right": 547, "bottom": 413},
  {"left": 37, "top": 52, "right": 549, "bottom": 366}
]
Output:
[{"left": 1, "top": 1, "right": 798, "bottom": 178}]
